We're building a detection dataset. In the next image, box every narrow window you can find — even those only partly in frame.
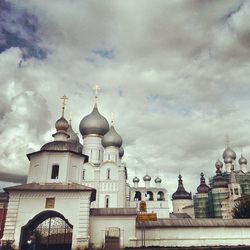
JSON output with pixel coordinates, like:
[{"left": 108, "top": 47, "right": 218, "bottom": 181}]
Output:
[
  {"left": 105, "top": 195, "right": 110, "bottom": 208},
  {"left": 98, "top": 150, "right": 101, "bottom": 160},
  {"left": 51, "top": 165, "right": 59, "bottom": 179},
  {"left": 82, "top": 169, "right": 85, "bottom": 180},
  {"left": 108, "top": 154, "right": 110, "bottom": 160},
  {"left": 234, "top": 188, "right": 239, "bottom": 195},
  {"left": 107, "top": 168, "right": 111, "bottom": 180}
]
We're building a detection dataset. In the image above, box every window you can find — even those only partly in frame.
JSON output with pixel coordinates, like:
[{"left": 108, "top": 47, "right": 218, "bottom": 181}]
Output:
[
  {"left": 108, "top": 154, "right": 110, "bottom": 160},
  {"left": 105, "top": 195, "right": 110, "bottom": 208},
  {"left": 234, "top": 188, "right": 239, "bottom": 195},
  {"left": 45, "top": 198, "right": 55, "bottom": 208},
  {"left": 146, "top": 191, "right": 154, "bottom": 201},
  {"left": 157, "top": 191, "right": 165, "bottom": 201},
  {"left": 98, "top": 150, "right": 101, "bottom": 160},
  {"left": 134, "top": 191, "right": 142, "bottom": 201},
  {"left": 51, "top": 165, "right": 59, "bottom": 179},
  {"left": 107, "top": 168, "right": 111, "bottom": 180},
  {"left": 82, "top": 169, "right": 85, "bottom": 180}
]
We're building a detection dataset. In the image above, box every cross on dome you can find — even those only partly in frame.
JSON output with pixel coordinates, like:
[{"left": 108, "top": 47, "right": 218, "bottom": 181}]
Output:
[
  {"left": 93, "top": 84, "right": 101, "bottom": 103},
  {"left": 61, "top": 95, "right": 68, "bottom": 117}
]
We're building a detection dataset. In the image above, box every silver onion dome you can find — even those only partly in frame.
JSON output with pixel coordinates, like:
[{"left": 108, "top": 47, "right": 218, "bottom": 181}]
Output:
[
  {"left": 102, "top": 125, "right": 122, "bottom": 148},
  {"left": 155, "top": 177, "right": 162, "bottom": 183},
  {"left": 143, "top": 174, "right": 151, "bottom": 181},
  {"left": 215, "top": 159, "right": 223, "bottom": 168},
  {"left": 67, "top": 124, "right": 79, "bottom": 144},
  {"left": 79, "top": 104, "right": 109, "bottom": 137},
  {"left": 55, "top": 117, "right": 69, "bottom": 131},
  {"left": 223, "top": 146, "right": 236, "bottom": 160},
  {"left": 224, "top": 156, "right": 233, "bottom": 164},
  {"left": 119, "top": 146, "right": 124, "bottom": 158},
  {"left": 133, "top": 176, "right": 140, "bottom": 183},
  {"left": 239, "top": 155, "right": 247, "bottom": 165}
]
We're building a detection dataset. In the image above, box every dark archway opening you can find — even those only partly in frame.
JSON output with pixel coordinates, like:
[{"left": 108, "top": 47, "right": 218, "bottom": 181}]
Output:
[
  {"left": 20, "top": 210, "right": 73, "bottom": 250},
  {"left": 134, "top": 191, "right": 142, "bottom": 201},
  {"left": 157, "top": 191, "right": 165, "bottom": 201}
]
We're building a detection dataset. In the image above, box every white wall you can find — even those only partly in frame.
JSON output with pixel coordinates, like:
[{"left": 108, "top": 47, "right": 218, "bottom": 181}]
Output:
[
  {"left": 89, "top": 215, "right": 136, "bottom": 249},
  {"left": 3, "top": 190, "right": 92, "bottom": 250}
]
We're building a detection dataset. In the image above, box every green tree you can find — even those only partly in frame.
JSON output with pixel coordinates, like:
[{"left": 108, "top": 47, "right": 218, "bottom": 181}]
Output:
[{"left": 233, "top": 196, "right": 250, "bottom": 218}]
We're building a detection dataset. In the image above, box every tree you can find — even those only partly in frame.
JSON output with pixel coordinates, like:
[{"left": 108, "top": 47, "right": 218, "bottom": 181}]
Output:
[{"left": 233, "top": 196, "right": 250, "bottom": 218}]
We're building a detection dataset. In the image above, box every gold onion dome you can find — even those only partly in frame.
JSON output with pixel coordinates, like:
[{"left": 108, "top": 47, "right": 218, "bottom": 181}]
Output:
[
  {"left": 102, "top": 125, "right": 123, "bottom": 148},
  {"left": 79, "top": 104, "right": 109, "bottom": 137},
  {"left": 55, "top": 116, "right": 69, "bottom": 131}
]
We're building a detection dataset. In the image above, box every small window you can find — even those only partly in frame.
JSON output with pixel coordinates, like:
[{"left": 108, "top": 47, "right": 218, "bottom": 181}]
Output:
[
  {"left": 45, "top": 198, "right": 55, "bottom": 208},
  {"left": 105, "top": 195, "right": 110, "bottom": 208},
  {"left": 98, "top": 150, "right": 101, "bottom": 160},
  {"left": 108, "top": 154, "right": 110, "bottom": 160},
  {"left": 82, "top": 169, "right": 85, "bottom": 180},
  {"left": 51, "top": 165, "right": 59, "bottom": 179},
  {"left": 107, "top": 168, "right": 111, "bottom": 180},
  {"left": 234, "top": 188, "right": 239, "bottom": 195}
]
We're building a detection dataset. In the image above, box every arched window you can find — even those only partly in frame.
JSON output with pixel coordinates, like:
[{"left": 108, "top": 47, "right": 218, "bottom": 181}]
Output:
[
  {"left": 134, "top": 191, "right": 142, "bottom": 201},
  {"left": 105, "top": 195, "right": 110, "bottom": 208},
  {"left": 146, "top": 191, "right": 154, "bottom": 201},
  {"left": 51, "top": 165, "right": 59, "bottom": 179},
  {"left": 106, "top": 168, "right": 111, "bottom": 180},
  {"left": 157, "top": 191, "right": 165, "bottom": 201}
]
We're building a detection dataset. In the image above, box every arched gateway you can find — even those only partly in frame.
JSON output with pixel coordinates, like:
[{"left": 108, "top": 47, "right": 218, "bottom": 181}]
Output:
[{"left": 19, "top": 210, "right": 73, "bottom": 250}]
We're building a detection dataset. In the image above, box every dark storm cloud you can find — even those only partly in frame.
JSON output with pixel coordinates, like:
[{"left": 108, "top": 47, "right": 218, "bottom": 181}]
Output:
[{"left": 0, "top": 0, "right": 47, "bottom": 59}]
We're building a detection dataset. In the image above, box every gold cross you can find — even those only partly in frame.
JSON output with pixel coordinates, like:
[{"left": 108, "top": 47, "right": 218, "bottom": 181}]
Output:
[
  {"left": 93, "top": 85, "right": 100, "bottom": 100},
  {"left": 61, "top": 95, "right": 68, "bottom": 117}
]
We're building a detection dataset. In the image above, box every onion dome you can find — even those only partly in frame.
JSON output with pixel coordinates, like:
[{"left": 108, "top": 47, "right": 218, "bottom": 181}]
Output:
[
  {"left": 55, "top": 116, "right": 69, "bottom": 131},
  {"left": 79, "top": 104, "right": 109, "bottom": 137},
  {"left": 215, "top": 159, "right": 223, "bottom": 169},
  {"left": 224, "top": 156, "right": 233, "bottom": 164},
  {"left": 223, "top": 146, "right": 236, "bottom": 160},
  {"left": 67, "top": 124, "right": 79, "bottom": 143},
  {"left": 143, "top": 174, "right": 151, "bottom": 181},
  {"left": 119, "top": 146, "right": 124, "bottom": 158},
  {"left": 155, "top": 177, "right": 162, "bottom": 183},
  {"left": 197, "top": 172, "right": 210, "bottom": 193},
  {"left": 213, "top": 164, "right": 228, "bottom": 188},
  {"left": 172, "top": 175, "right": 192, "bottom": 200},
  {"left": 133, "top": 177, "right": 140, "bottom": 183},
  {"left": 239, "top": 155, "right": 247, "bottom": 165},
  {"left": 102, "top": 125, "right": 122, "bottom": 148}
]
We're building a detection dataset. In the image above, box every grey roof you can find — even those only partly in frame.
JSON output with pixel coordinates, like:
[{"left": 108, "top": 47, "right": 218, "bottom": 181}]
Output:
[
  {"left": 143, "top": 174, "right": 151, "bottom": 181},
  {"left": 239, "top": 155, "right": 247, "bottom": 165},
  {"left": 223, "top": 146, "right": 236, "bottom": 160},
  {"left": 79, "top": 104, "right": 109, "bottom": 136},
  {"left": 0, "top": 192, "right": 9, "bottom": 202},
  {"left": 55, "top": 116, "right": 69, "bottom": 131},
  {"left": 90, "top": 208, "right": 137, "bottom": 216},
  {"left": 102, "top": 125, "right": 123, "bottom": 148},
  {"left": 137, "top": 218, "right": 250, "bottom": 228},
  {"left": 170, "top": 213, "right": 191, "bottom": 219},
  {"left": 5, "top": 183, "right": 96, "bottom": 202},
  {"left": 67, "top": 124, "right": 80, "bottom": 144},
  {"left": 172, "top": 175, "right": 192, "bottom": 200}
]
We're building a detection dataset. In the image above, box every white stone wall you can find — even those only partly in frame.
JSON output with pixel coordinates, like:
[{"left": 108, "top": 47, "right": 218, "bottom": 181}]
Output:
[
  {"left": 134, "top": 226, "right": 250, "bottom": 247},
  {"left": 3, "top": 190, "right": 92, "bottom": 250},
  {"left": 89, "top": 215, "right": 136, "bottom": 249},
  {"left": 172, "top": 199, "right": 193, "bottom": 213}
]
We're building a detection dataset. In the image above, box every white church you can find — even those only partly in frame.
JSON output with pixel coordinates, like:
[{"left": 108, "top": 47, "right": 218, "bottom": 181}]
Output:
[{"left": 2, "top": 91, "right": 250, "bottom": 250}]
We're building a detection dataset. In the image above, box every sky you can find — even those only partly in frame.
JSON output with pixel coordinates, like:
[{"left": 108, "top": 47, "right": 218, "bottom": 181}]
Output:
[{"left": 1, "top": 0, "right": 250, "bottom": 198}]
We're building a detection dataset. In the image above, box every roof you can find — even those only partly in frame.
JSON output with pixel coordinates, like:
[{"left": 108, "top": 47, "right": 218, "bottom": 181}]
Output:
[
  {"left": 90, "top": 208, "right": 137, "bottom": 216},
  {"left": 137, "top": 218, "right": 250, "bottom": 228},
  {"left": 170, "top": 213, "right": 191, "bottom": 219},
  {"left": 4, "top": 183, "right": 96, "bottom": 202},
  {"left": 27, "top": 149, "right": 88, "bottom": 162}
]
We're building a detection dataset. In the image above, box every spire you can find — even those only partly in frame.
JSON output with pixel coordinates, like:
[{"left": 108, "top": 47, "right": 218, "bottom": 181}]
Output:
[
  {"left": 197, "top": 172, "right": 210, "bottom": 193},
  {"left": 93, "top": 84, "right": 100, "bottom": 105},
  {"left": 60, "top": 95, "right": 68, "bottom": 117},
  {"left": 172, "top": 174, "right": 192, "bottom": 200}
]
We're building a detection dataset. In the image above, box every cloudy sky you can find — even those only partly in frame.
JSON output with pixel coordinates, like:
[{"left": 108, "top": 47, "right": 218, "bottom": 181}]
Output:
[{"left": 1, "top": 0, "right": 250, "bottom": 198}]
